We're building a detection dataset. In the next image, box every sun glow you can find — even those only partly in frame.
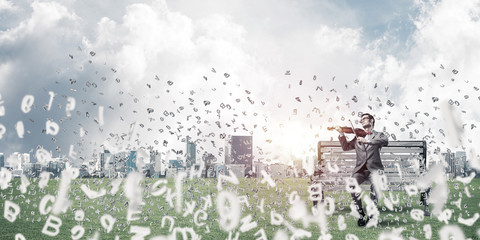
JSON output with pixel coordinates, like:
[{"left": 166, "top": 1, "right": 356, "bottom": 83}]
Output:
[{"left": 279, "top": 121, "right": 317, "bottom": 158}]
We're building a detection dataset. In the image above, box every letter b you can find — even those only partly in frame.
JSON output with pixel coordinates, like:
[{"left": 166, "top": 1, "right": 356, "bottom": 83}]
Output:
[
  {"left": 4, "top": 200, "right": 20, "bottom": 222},
  {"left": 42, "top": 215, "right": 62, "bottom": 237}
]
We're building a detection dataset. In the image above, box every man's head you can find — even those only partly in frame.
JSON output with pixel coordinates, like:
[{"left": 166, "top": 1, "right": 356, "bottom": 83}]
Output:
[{"left": 360, "top": 113, "right": 375, "bottom": 129}]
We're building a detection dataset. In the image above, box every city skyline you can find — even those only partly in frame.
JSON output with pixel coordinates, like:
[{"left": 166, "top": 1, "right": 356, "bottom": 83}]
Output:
[{"left": 1, "top": 136, "right": 476, "bottom": 179}]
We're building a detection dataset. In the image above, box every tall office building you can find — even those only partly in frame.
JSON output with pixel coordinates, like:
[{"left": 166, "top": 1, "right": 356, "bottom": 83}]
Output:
[
  {"left": 0, "top": 153, "right": 4, "bottom": 168},
  {"left": 126, "top": 151, "right": 138, "bottom": 174},
  {"left": 88, "top": 158, "right": 97, "bottom": 176},
  {"left": 442, "top": 152, "right": 455, "bottom": 176},
  {"left": 21, "top": 153, "right": 30, "bottom": 165},
  {"left": 186, "top": 136, "right": 196, "bottom": 167},
  {"left": 253, "top": 162, "right": 266, "bottom": 178},
  {"left": 202, "top": 153, "right": 217, "bottom": 178},
  {"left": 101, "top": 150, "right": 112, "bottom": 177},
  {"left": 48, "top": 160, "right": 66, "bottom": 178},
  {"left": 151, "top": 150, "right": 165, "bottom": 177},
  {"left": 231, "top": 136, "right": 253, "bottom": 174},
  {"left": 455, "top": 151, "right": 467, "bottom": 176},
  {"left": 115, "top": 153, "right": 128, "bottom": 177},
  {"left": 27, "top": 163, "right": 42, "bottom": 178},
  {"left": 225, "top": 138, "right": 232, "bottom": 165}
]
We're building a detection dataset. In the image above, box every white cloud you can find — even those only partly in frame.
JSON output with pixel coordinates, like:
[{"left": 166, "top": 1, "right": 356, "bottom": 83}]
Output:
[
  {"left": 358, "top": 55, "right": 406, "bottom": 85},
  {"left": 413, "top": 0, "right": 480, "bottom": 78},
  {"left": 351, "top": 0, "right": 480, "bottom": 158},
  {"left": 314, "top": 25, "right": 362, "bottom": 53},
  {"left": 0, "top": 0, "right": 17, "bottom": 12},
  {"left": 0, "top": 1, "right": 78, "bottom": 43}
]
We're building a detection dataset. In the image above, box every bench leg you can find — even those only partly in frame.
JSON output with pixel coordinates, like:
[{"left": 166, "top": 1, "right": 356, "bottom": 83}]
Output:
[
  {"left": 420, "top": 188, "right": 431, "bottom": 216},
  {"left": 312, "top": 190, "right": 325, "bottom": 207},
  {"left": 370, "top": 184, "right": 378, "bottom": 206}
]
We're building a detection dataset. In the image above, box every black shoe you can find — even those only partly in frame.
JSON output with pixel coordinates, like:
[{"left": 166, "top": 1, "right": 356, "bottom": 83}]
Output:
[
  {"left": 357, "top": 216, "right": 367, "bottom": 227},
  {"left": 424, "top": 205, "right": 431, "bottom": 217}
]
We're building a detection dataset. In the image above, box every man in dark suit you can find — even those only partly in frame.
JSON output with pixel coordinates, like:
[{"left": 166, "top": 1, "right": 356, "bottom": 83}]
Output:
[{"left": 336, "top": 113, "right": 388, "bottom": 226}]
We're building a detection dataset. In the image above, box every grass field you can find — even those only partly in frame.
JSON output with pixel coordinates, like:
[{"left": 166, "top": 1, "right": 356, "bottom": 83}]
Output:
[{"left": 1, "top": 175, "right": 479, "bottom": 239}]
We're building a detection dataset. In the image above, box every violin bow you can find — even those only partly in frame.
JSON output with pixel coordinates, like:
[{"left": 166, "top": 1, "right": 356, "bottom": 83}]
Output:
[
  {"left": 349, "top": 119, "right": 367, "bottom": 150},
  {"left": 348, "top": 120, "right": 359, "bottom": 138}
]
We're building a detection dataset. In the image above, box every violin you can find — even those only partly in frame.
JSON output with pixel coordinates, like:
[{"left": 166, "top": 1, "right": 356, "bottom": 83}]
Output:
[{"left": 327, "top": 126, "right": 368, "bottom": 137}]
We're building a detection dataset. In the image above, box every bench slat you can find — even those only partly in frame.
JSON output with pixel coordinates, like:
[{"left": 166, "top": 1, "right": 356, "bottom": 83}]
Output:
[
  {"left": 320, "top": 148, "right": 424, "bottom": 154},
  {"left": 321, "top": 154, "right": 421, "bottom": 160},
  {"left": 320, "top": 164, "right": 424, "bottom": 169},
  {"left": 320, "top": 160, "right": 421, "bottom": 165},
  {"left": 319, "top": 141, "right": 425, "bottom": 147},
  {"left": 319, "top": 172, "right": 420, "bottom": 177},
  {"left": 322, "top": 186, "right": 406, "bottom": 191},
  {"left": 317, "top": 173, "right": 420, "bottom": 178},
  {"left": 321, "top": 157, "right": 420, "bottom": 162}
]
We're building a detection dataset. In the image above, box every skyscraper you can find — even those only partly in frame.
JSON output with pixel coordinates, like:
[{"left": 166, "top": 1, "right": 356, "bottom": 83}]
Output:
[
  {"left": 186, "top": 136, "right": 196, "bottom": 167},
  {"left": 442, "top": 151, "right": 455, "bottom": 177},
  {"left": 231, "top": 136, "right": 253, "bottom": 174},
  {"left": 455, "top": 151, "right": 467, "bottom": 177},
  {"left": 48, "top": 160, "right": 66, "bottom": 178},
  {"left": 101, "top": 150, "right": 112, "bottom": 177},
  {"left": 151, "top": 150, "right": 165, "bottom": 177},
  {"left": 225, "top": 138, "right": 232, "bottom": 165},
  {"left": 202, "top": 153, "right": 216, "bottom": 178},
  {"left": 126, "top": 151, "right": 137, "bottom": 174},
  {"left": 0, "top": 153, "right": 4, "bottom": 168}
]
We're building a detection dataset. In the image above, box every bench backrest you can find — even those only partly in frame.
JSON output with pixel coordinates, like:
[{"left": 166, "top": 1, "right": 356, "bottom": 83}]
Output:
[{"left": 316, "top": 140, "right": 427, "bottom": 191}]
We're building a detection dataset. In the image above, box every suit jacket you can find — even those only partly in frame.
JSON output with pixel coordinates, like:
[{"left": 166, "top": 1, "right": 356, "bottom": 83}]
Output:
[{"left": 338, "top": 130, "right": 389, "bottom": 175}]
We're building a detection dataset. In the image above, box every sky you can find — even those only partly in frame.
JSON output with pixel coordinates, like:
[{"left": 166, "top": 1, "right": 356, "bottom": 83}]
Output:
[{"left": 0, "top": 0, "right": 480, "bottom": 168}]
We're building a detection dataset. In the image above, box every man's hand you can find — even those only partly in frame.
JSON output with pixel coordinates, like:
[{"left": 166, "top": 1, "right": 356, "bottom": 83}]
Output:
[
  {"left": 335, "top": 126, "right": 343, "bottom": 133},
  {"left": 335, "top": 126, "right": 345, "bottom": 137},
  {"left": 357, "top": 137, "right": 369, "bottom": 144}
]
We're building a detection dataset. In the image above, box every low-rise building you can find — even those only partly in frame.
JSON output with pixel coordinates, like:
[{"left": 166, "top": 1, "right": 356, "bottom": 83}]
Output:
[
  {"left": 228, "top": 164, "right": 245, "bottom": 178},
  {"left": 269, "top": 163, "right": 288, "bottom": 178}
]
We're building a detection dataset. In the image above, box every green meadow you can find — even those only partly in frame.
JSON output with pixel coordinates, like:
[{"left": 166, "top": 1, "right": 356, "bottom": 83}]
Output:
[{"left": 0, "top": 177, "right": 479, "bottom": 239}]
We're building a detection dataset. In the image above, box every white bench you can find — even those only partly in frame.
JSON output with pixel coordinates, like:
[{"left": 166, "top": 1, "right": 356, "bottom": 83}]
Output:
[{"left": 311, "top": 140, "right": 430, "bottom": 216}]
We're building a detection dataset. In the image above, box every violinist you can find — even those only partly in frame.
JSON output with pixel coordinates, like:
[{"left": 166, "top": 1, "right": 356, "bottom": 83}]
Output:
[{"left": 335, "top": 113, "right": 388, "bottom": 227}]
